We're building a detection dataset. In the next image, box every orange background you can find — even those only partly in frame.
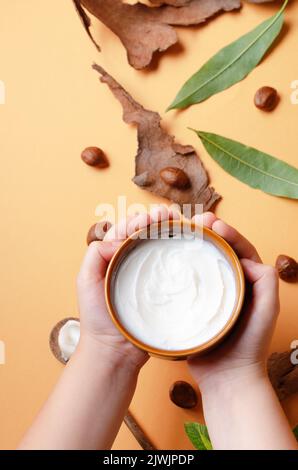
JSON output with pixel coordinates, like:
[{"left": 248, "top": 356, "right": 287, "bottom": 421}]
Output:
[{"left": 0, "top": 0, "right": 297, "bottom": 450}]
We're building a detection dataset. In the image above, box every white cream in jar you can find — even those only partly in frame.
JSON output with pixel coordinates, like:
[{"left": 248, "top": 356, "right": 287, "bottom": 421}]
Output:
[{"left": 113, "top": 236, "right": 237, "bottom": 351}]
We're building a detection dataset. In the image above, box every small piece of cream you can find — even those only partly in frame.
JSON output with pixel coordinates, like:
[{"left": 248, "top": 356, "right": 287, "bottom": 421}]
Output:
[
  {"left": 58, "top": 320, "right": 80, "bottom": 362},
  {"left": 113, "top": 236, "right": 237, "bottom": 351}
]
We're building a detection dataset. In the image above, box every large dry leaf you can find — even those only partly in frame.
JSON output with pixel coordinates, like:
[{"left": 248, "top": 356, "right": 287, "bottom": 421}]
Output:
[
  {"left": 92, "top": 64, "right": 220, "bottom": 214},
  {"left": 74, "top": 0, "right": 241, "bottom": 69},
  {"left": 268, "top": 350, "right": 298, "bottom": 401}
]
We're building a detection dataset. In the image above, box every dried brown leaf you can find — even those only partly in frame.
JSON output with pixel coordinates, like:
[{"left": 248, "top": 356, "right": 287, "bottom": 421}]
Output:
[
  {"left": 73, "top": 0, "right": 101, "bottom": 51},
  {"left": 268, "top": 350, "right": 298, "bottom": 401},
  {"left": 74, "top": 0, "right": 241, "bottom": 69},
  {"left": 93, "top": 64, "right": 220, "bottom": 214}
]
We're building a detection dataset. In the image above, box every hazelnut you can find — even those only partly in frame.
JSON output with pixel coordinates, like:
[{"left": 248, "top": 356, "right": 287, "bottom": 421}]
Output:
[
  {"left": 87, "top": 221, "right": 112, "bottom": 245},
  {"left": 160, "top": 167, "right": 190, "bottom": 190},
  {"left": 169, "top": 381, "right": 198, "bottom": 409},
  {"left": 254, "top": 86, "right": 278, "bottom": 111},
  {"left": 81, "top": 147, "right": 109, "bottom": 168},
  {"left": 275, "top": 255, "right": 298, "bottom": 283}
]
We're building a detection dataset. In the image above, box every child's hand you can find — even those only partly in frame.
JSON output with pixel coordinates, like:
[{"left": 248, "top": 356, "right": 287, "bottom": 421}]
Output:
[
  {"left": 76, "top": 207, "right": 178, "bottom": 370},
  {"left": 21, "top": 210, "right": 296, "bottom": 451},
  {"left": 188, "top": 212, "right": 280, "bottom": 391}
]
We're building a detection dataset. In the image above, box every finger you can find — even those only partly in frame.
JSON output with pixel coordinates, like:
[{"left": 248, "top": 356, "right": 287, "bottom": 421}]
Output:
[
  {"left": 150, "top": 205, "right": 180, "bottom": 223},
  {"left": 127, "top": 212, "right": 152, "bottom": 236},
  {"left": 104, "top": 216, "right": 135, "bottom": 242},
  {"left": 104, "top": 207, "right": 180, "bottom": 243},
  {"left": 128, "top": 207, "right": 180, "bottom": 235},
  {"left": 77, "top": 240, "right": 116, "bottom": 285},
  {"left": 241, "top": 258, "right": 280, "bottom": 320},
  {"left": 241, "top": 259, "right": 279, "bottom": 295},
  {"left": 104, "top": 213, "right": 151, "bottom": 241},
  {"left": 212, "top": 220, "right": 262, "bottom": 263},
  {"left": 192, "top": 211, "right": 217, "bottom": 229}
]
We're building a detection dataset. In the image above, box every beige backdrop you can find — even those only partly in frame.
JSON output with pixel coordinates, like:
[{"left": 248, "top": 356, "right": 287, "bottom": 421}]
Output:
[{"left": 0, "top": 0, "right": 297, "bottom": 450}]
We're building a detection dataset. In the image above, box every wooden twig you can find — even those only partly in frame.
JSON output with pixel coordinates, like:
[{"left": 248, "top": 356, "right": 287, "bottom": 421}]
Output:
[{"left": 124, "top": 411, "right": 156, "bottom": 450}]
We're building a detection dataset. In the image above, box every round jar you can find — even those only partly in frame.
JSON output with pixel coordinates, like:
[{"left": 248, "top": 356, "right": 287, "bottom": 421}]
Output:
[{"left": 105, "top": 220, "right": 245, "bottom": 360}]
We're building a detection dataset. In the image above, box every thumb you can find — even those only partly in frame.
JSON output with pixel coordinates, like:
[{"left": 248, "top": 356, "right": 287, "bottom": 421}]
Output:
[
  {"left": 241, "top": 259, "right": 280, "bottom": 323},
  {"left": 77, "top": 240, "right": 121, "bottom": 285}
]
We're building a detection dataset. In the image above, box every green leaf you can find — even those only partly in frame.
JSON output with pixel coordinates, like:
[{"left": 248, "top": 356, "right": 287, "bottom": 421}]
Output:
[
  {"left": 184, "top": 422, "right": 213, "bottom": 450},
  {"left": 167, "top": 0, "right": 288, "bottom": 110},
  {"left": 293, "top": 425, "right": 298, "bottom": 442},
  {"left": 191, "top": 129, "right": 298, "bottom": 199}
]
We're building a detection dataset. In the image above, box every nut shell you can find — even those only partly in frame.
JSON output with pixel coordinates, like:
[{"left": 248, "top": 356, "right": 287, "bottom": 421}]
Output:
[
  {"left": 254, "top": 86, "right": 278, "bottom": 111},
  {"left": 49, "top": 317, "right": 80, "bottom": 365},
  {"left": 275, "top": 255, "right": 298, "bottom": 283},
  {"left": 81, "top": 147, "right": 109, "bottom": 168},
  {"left": 169, "top": 380, "right": 198, "bottom": 409},
  {"left": 87, "top": 221, "right": 112, "bottom": 245},
  {"left": 160, "top": 167, "right": 191, "bottom": 190}
]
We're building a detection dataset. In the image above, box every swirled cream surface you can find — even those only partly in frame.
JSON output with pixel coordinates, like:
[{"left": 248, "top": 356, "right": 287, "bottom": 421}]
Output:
[{"left": 113, "top": 237, "right": 237, "bottom": 351}]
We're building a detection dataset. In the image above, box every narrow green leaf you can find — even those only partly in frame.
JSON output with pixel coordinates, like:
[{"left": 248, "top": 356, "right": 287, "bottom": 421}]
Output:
[
  {"left": 191, "top": 129, "right": 298, "bottom": 199},
  {"left": 293, "top": 425, "right": 298, "bottom": 442},
  {"left": 168, "top": 0, "right": 288, "bottom": 110},
  {"left": 184, "top": 422, "right": 213, "bottom": 450}
]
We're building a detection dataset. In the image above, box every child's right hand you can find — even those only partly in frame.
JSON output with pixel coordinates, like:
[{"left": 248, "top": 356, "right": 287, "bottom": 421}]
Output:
[
  {"left": 76, "top": 206, "right": 179, "bottom": 371},
  {"left": 188, "top": 212, "right": 280, "bottom": 391}
]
